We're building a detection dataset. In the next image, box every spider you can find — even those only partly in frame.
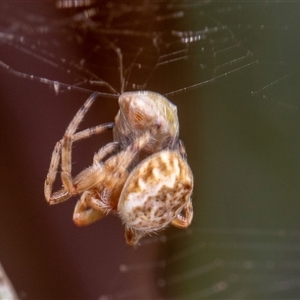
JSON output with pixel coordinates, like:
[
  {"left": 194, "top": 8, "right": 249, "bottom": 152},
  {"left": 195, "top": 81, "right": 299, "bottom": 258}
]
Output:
[{"left": 44, "top": 91, "right": 194, "bottom": 245}]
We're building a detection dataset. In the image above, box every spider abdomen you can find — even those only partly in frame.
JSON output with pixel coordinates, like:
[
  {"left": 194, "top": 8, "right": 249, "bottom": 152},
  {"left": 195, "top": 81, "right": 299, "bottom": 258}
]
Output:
[{"left": 118, "top": 150, "right": 193, "bottom": 233}]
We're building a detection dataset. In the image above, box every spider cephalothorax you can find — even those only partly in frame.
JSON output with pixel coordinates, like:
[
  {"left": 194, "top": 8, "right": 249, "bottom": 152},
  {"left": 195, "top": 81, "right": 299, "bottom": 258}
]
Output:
[
  {"left": 114, "top": 91, "right": 180, "bottom": 155},
  {"left": 44, "top": 91, "right": 193, "bottom": 245}
]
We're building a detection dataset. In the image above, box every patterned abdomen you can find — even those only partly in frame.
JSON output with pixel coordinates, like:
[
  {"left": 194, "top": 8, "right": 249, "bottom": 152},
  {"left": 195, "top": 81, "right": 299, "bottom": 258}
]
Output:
[{"left": 118, "top": 150, "right": 193, "bottom": 232}]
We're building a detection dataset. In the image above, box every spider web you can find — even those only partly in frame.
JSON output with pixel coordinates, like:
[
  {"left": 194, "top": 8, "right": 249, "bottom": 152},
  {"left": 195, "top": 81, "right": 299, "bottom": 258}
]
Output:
[{"left": 0, "top": 1, "right": 300, "bottom": 299}]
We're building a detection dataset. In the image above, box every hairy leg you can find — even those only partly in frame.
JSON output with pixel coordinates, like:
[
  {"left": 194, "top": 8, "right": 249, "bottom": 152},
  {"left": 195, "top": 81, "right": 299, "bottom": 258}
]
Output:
[
  {"left": 171, "top": 199, "right": 193, "bottom": 229},
  {"left": 45, "top": 92, "right": 114, "bottom": 203}
]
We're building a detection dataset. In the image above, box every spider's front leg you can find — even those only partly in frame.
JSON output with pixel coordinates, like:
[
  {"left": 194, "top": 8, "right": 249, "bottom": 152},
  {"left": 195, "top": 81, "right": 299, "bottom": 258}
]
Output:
[
  {"left": 61, "top": 93, "right": 100, "bottom": 194},
  {"left": 44, "top": 92, "right": 114, "bottom": 204}
]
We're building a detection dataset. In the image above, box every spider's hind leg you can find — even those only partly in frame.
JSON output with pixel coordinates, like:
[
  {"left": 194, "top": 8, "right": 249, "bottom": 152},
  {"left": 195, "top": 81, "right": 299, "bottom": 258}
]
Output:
[
  {"left": 124, "top": 227, "right": 145, "bottom": 246},
  {"left": 171, "top": 199, "right": 193, "bottom": 229}
]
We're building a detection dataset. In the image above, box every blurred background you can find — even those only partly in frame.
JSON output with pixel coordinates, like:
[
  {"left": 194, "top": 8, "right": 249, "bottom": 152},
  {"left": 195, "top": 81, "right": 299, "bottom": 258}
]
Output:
[{"left": 1, "top": 1, "right": 300, "bottom": 299}]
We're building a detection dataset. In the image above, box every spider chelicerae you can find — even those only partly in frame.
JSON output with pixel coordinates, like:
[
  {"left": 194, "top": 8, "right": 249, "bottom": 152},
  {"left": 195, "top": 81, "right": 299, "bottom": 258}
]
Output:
[{"left": 44, "top": 91, "right": 194, "bottom": 245}]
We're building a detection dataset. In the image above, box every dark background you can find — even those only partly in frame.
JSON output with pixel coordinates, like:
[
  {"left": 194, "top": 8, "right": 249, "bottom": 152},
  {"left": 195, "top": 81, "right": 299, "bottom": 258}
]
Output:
[{"left": 1, "top": 1, "right": 300, "bottom": 299}]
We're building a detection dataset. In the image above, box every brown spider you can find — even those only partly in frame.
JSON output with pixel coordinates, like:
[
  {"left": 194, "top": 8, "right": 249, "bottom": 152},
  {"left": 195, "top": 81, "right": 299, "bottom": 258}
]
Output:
[{"left": 44, "top": 91, "right": 193, "bottom": 245}]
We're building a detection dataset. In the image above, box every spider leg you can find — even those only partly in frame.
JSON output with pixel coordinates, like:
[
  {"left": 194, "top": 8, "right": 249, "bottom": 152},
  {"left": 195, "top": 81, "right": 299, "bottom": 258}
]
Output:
[
  {"left": 113, "top": 130, "right": 151, "bottom": 174},
  {"left": 124, "top": 227, "right": 145, "bottom": 246},
  {"left": 171, "top": 199, "right": 193, "bottom": 229},
  {"left": 48, "top": 188, "right": 71, "bottom": 205},
  {"left": 71, "top": 142, "right": 119, "bottom": 193},
  {"left": 44, "top": 141, "right": 63, "bottom": 201},
  {"left": 61, "top": 92, "right": 100, "bottom": 193},
  {"left": 73, "top": 192, "right": 106, "bottom": 226},
  {"left": 44, "top": 125, "right": 114, "bottom": 204},
  {"left": 178, "top": 139, "right": 187, "bottom": 160},
  {"left": 74, "top": 132, "right": 152, "bottom": 226},
  {"left": 69, "top": 142, "right": 120, "bottom": 225},
  {"left": 93, "top": 141, "right": 119, "bottom": 165},
  {"left": 45, "top": 92, "right": 114, "bottom": 203},
  {"left": 72, "top": 123, "right": 114, "bottom": 143}
]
